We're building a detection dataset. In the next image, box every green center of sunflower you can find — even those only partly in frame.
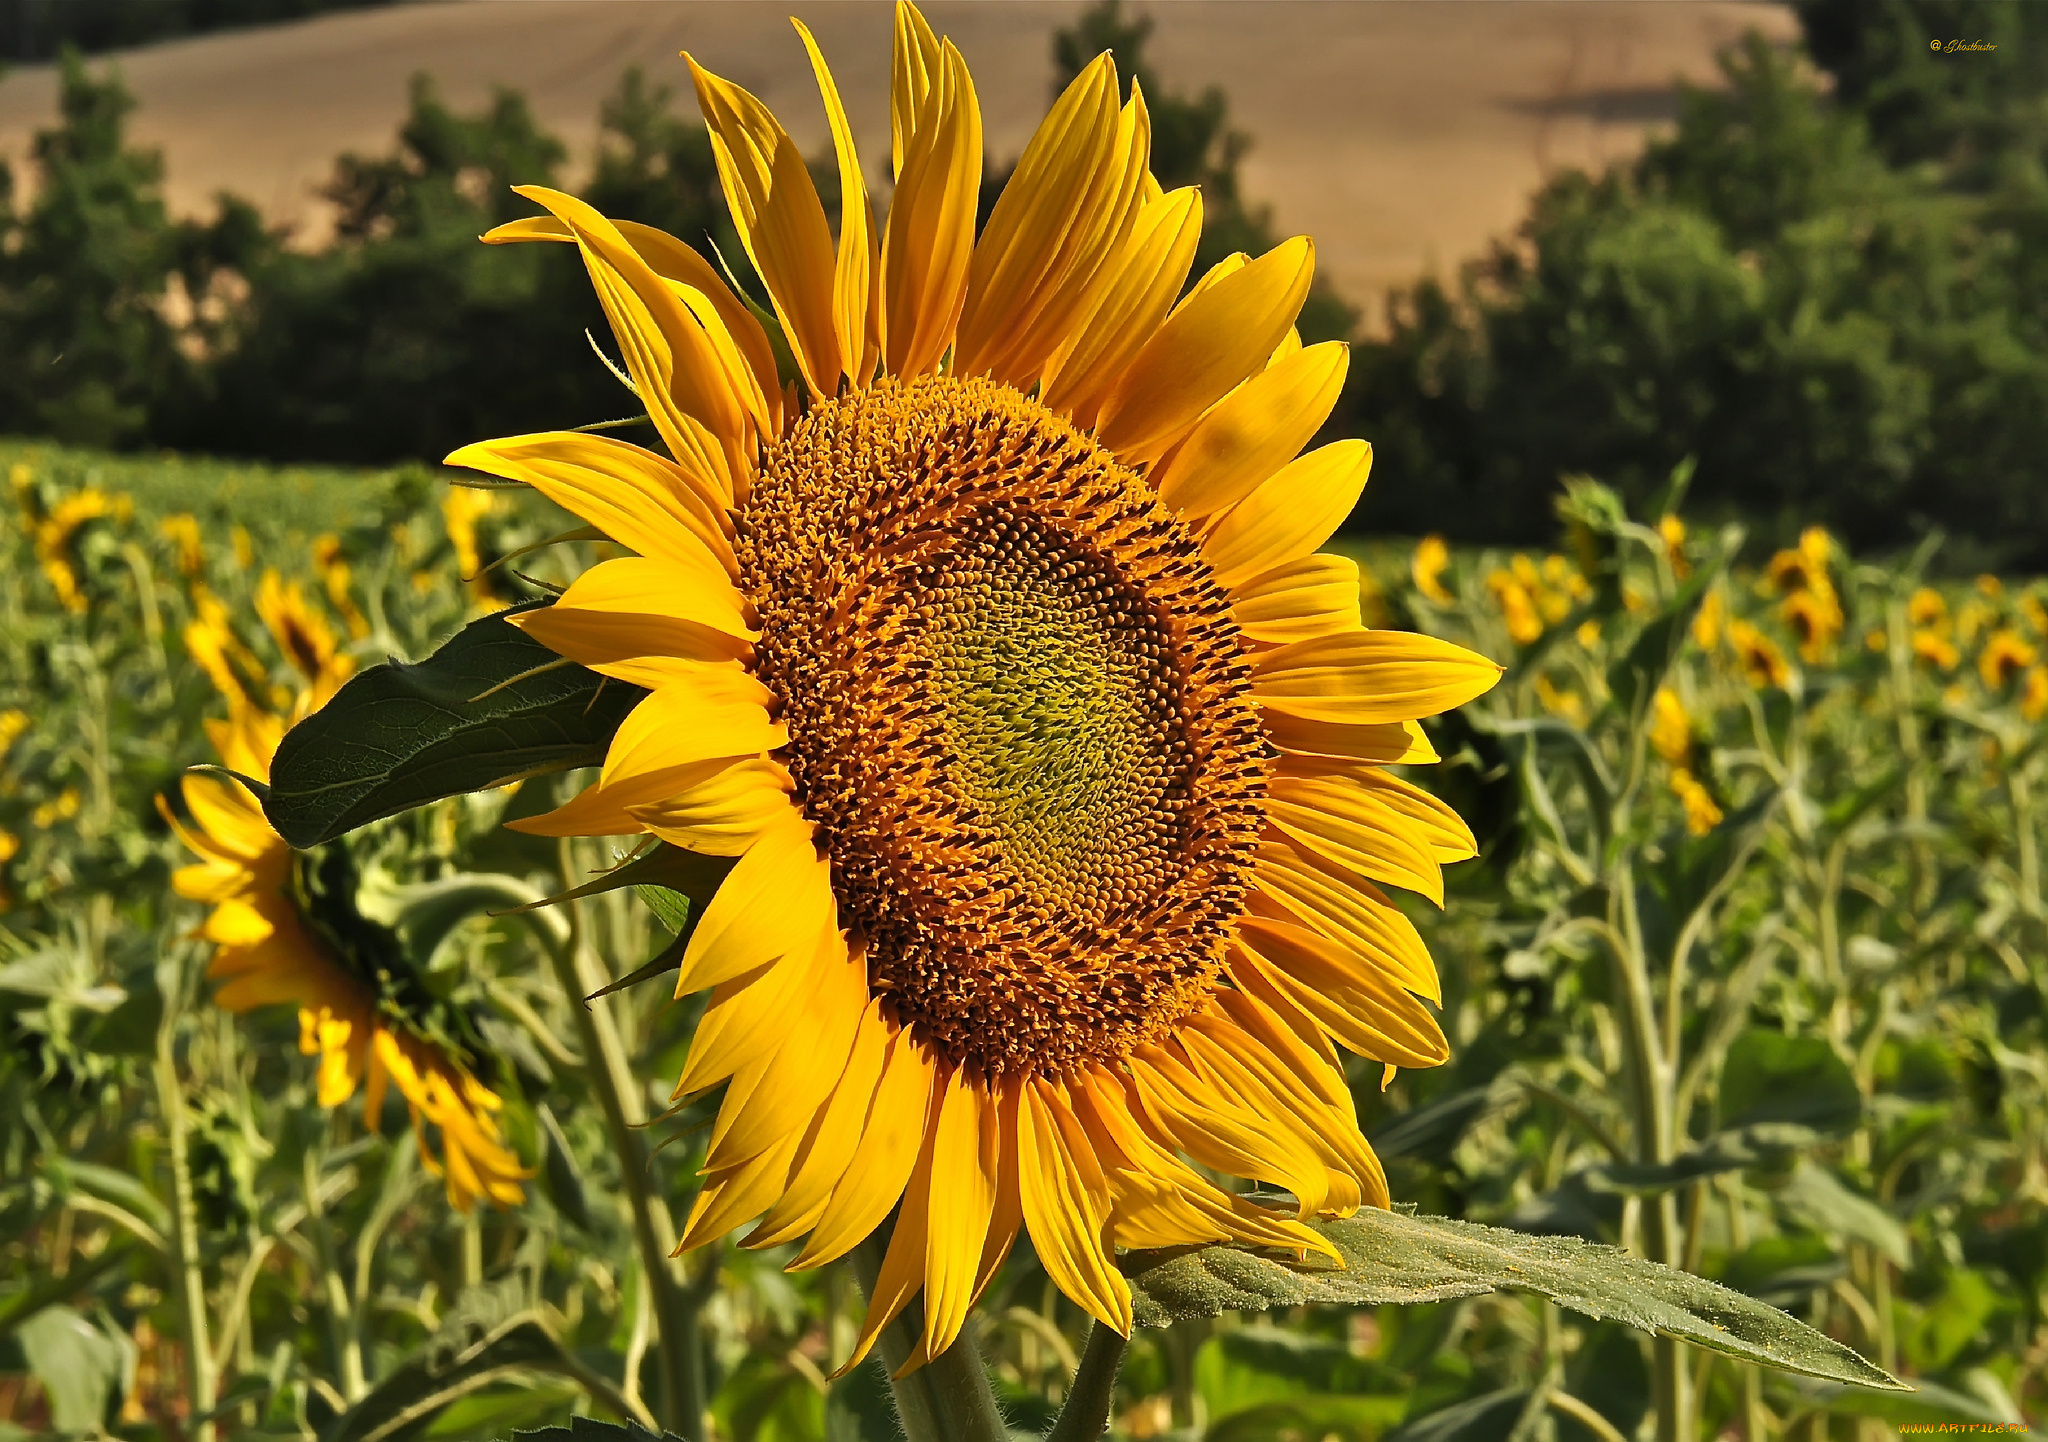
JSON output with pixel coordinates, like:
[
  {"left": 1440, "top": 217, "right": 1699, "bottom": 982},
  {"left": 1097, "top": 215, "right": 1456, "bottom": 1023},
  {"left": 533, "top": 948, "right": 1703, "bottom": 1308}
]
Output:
[{"left": 737, "top": 375, "right": 1270, "bottom": 1079}]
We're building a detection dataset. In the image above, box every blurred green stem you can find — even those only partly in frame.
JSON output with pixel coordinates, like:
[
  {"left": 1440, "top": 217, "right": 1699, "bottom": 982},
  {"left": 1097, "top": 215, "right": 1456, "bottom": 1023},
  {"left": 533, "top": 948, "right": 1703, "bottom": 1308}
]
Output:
[
  {"left": 155, "top": 975, "right": 217, "bottom": 1442},
  {"left": 546, "top": 840, "right": 704, "bottom": 1441},
  {"left": 848, "top": 1229, "right": 1010, "bottom": 1442}
]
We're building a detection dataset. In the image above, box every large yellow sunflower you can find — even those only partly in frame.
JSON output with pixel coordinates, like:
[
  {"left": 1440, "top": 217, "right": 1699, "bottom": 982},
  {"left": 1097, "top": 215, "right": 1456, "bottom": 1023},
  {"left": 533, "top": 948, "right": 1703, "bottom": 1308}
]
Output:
[
  {"left": 447, "top": 1, "right": 1500, "bottom": 1372},
  {"left": 165, "top": 589, "right": 526, "bottom": 1212}
]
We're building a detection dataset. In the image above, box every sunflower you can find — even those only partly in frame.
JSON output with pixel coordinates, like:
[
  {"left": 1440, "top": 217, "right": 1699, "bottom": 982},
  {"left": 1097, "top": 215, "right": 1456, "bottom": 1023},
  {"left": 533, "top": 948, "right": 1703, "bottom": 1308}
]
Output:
[
  {"left": 1729, "top": 620, "right": 1793, "bottom": 689},
  {"left": 1410, "top": 535, "right": 1453, "bottom": 604},
  {"left": 165, "top": 599, "right": 524, "bottom": 1212},
  {"left": 449, "top": 1, "right": 1499, "bottom": 1373},
  {"left": 1978, "top": 628, "right": 2036, "bottom": 690},
  {"left": 1782, "top": 583, "right": 1844, "bottom": 664}
]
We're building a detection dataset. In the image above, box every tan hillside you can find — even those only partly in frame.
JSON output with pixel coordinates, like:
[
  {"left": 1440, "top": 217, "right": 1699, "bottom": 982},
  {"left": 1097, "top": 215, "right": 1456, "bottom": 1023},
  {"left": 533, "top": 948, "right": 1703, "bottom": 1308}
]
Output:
[{"left": 0, "top": 0, "right": 1798, "bottom": 323}]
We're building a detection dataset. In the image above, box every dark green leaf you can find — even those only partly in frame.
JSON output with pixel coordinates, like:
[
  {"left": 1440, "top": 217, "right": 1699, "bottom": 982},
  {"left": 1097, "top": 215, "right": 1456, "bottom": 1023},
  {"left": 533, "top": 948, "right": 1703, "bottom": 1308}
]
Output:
[
  {"left": 1716, "top": 1032, "right": 1861, "bottom": 1134},
  {"left": 1122, "top": 1201, "right": 1904, "bottom": 1389},
  {"left": 1770, "top": 1163, "right": 1909, "bottom": 1268},
  {"left": 1385, "top": 1388, "right": 1529, "bottom": 1442},
  {"left": 1605, "top": 541, "right": 1731, "bottom": 721},
  {"left": 321, "top": 1309, "right": 595, "bottom": 1442},
  {"left": 1207, "top": 1394, "right": 1409, "bottom": 1442},
  {"left": 265, "top": 606, "right": 646, "bottom": 848},
  {"left": 511, "top": 1422, "right": 686, "bottom": 1442},
  {"left": 536, "top": 1105, "right": 595, "bottom": 1235},
  {"left": 1723, "top": 1235, "right": 1846, "bottom": 1308}
]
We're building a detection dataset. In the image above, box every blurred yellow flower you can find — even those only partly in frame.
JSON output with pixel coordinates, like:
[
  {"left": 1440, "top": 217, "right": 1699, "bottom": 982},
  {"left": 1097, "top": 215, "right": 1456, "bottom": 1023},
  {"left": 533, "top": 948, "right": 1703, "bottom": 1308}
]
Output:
[
  {"left": 1670, "top": 769, "right": 1722, "bottom": 836},
  {"left": 161, "top": 513, "right": 205, "bottom": 578},
  {"left": 443, "top": 485, "right": 500, "bottom": 599},
  {"left": 2023, "top": 667, "right": 2048, "bottom": 722},
  {"left": 2022, "top": 593, "right": 2048, "bottom": 637},
  {"left": 1693, "top": 588, "right": 1724, "bottom": 650},
  {"left": 34, "top": 489, "right": 116, "bottom": 614},
  {"left": 1912, "top": 629, "right": 1960, "bottom": 671},
  {"left": 32, "top": 788, "right": 80, "bottom": 829},
  {"left": 0, "top": 829, "right": 17, "bottom": 864},
  {"left": 1411, "top": 534, "right": 1454, "bottom": 604},
  {"left": 1783, "top": 584, "right": 1844, "bottom": 664},
  {"left": 1729, "top": 621, "right": 1792, "bottom": 689},
  {"left": 230, "top": 525, "right": 254, "bottom": 571},
  {"left": 1976, "top": 574, "right": 2004, "bottom": 600},
  {"left": 1767, "top": 527, "right": 1832, "bottom": 596},
  {"left": 1908, "top": 587, "right": 1949, "bottom": 632},
  {"left": 1535, "top": 675, "right": 1585, "bottom": 725},
  {"left": 0, "top": 710, "right": 28, "bottom": 756},
  {"left": 1978, "top": 628, "right": 2036, "bottom": 690},
  {"left": 311, "top": 534, "right": 372, "bottom": 639},
  {"left": 1865, "top": 629, "right": 1887, "bottom": 653},
  {"left": 1577, "top": 619, "right": 1602, "bottom": 648},
  {"left": 255, "top": 571, "right": 353, "bottom": 690},
  {"left": 1648, "top": 687, "right": 1694, "bottom": 768},
  {"left": 1486, "top": 569, "right": 1543, "bottom": 645},
  {"left": 1957, "top": 600, "right": 1993, "bottom": 647},
  {"left": 1658, "top": 515, "right": 1690, "bottom": 580}
]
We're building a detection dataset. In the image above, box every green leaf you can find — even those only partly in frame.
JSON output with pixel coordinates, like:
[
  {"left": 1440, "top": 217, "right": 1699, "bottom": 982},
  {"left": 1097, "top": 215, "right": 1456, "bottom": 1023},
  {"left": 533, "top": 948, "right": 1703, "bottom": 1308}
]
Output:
[
  {"left": 19, "top": 1305, "right": 131, "bottom": 1433},
  {"left": 1206, "top": 1394, "right": 1409, "bottom": 1442},
  {"left": 320, "top": 1308, "right": 598, "bottom": 1442},
  {"left": 1386, "top": 1388, "right": 1529, "bottom": 1442},
  {"left": 1605, "top": 547, "right": 1728, "bottom": 721},
  {"left": 1122, "top": 1201, "right": 1904, "bottom": 1389},
  {"left": 265, "top": 606, "right": 646, "bottom": 848},
  {"left": 1722, "top": 1234, "right": 1845, "bottom": 1308},
  {"left": 1716, "top": 1031, "right": 1862, "bottom": 1135},
  {"left": 1770, "top": 1163, "right": 1910, "bottom": 1269},
  {"left": 1196, "top": 1328, "right": 1402, "bottom": 1418},
  {"left": 510, "top": 1422, "right": 686, "bottom": 1442}
]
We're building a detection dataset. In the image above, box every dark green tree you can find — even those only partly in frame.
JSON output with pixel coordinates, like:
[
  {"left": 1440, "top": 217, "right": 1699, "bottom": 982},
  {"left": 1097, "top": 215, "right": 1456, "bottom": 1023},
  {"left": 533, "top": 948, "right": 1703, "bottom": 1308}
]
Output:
[{"left": 0, "top": 53, "right": 255, "bottom": 448}]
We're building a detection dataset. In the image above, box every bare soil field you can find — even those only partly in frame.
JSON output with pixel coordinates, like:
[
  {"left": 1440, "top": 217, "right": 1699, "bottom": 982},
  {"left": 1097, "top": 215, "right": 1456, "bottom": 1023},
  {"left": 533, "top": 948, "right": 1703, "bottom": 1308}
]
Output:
[{"left": 0, "top": 0, "right": 1798, "bottom": 322}]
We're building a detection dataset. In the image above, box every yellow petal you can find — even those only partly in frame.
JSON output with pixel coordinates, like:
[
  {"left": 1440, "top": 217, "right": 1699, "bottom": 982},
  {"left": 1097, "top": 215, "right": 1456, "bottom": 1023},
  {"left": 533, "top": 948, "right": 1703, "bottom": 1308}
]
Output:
[
  {"left": 952, "top": 55, "right": 1121, "bottom": 382},
  {"left": 981, "top": 82, "right": 1152, "bottom": 391},
  {"left": 1038, "top": 186, "right": 1202, "bottom": 430},
  {"left": 685, "top": 55, "right": 843, "bottom": 400},
  {"left": 1251, "top": 629, "right": 1503, "bottom": 725},
  {"left": 509, "top": 556, "right": 754, "bottom": 672},
  {"left": 674, "top": 923, "right": 830, "bottom": 1098},
  {"left": 791, "top": 1020, "right": 935, "bottom": 1269},
  {"left": 706, "top": 928, "right": 867, "bottom": 1172},
  {"left": 1232, "top": 554, "right": 1363, "bottom": 646},
  {"left": 626, "top": 757, "right": 795, "bottom": 856},
  {"left": 677, "top": 810, "right": 835, "bottom": 995},
  {"left": 882, "top": 9, "right": 981, "bottom": 380},
  {"left": 595, "top": 689, "right": 784, "bottom": 829},
  {"left": 508, "top": 186, "right": 749, "bottom": 499},
  {"left": 1266, "top": 770, "right": 1445, "bottom": 905},
  {"left": 1231, "top": 915, "right": 1449, "bottom": 1068},
  {"left": 1019, "top": 1079, "right": 1132, "bottom": 1334},
  {"left": 1253, "top": 840, "right": 1442, "bottom": 1003},
  {"left": 1202, "top": 439, "right": 1371, "bottom": 587},
  {"left": 1128, "top": 1043, "right": 1330, "bottom": 1215},
  {"left": 747, "top": 996, "right": 893, "bottom": 1250},
  {"left": 1152, "top": 341, "right": 1350, "bottom": 518},
  {"left": 483, "top": 214, "right": 779, "bottom": 438},
  {"left": 793, "top": 19, "right": 874, "bottom": 386},
  {"left": 1278, "top": 758, "right": 1474, "bottom": 862},
  {"left": 1094, "top": 236, "right": 1314, "bottom": 466},
  {"left": 682, "top": 1130, "right": 801, "bottom": 1250},
  {"left": 1262, "top": 712, "right": 1438, "bottom": 765},
  {"left": 505, "top": 756, "right": 736, "bottom": 839},
  {"left": 896, "top": 1073, "right": 1002, "bottom": 1373},
  {"left": 446, "top": 432, "right": 736, "bottom": 578},
  {"left": 1177, "top": 1019, "right": 1365, "bottom": 1214}
]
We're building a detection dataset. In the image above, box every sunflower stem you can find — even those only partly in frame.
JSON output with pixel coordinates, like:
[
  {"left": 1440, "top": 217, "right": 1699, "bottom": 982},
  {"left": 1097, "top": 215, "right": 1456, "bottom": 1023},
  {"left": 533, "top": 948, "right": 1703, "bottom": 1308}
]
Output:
[
  {"left": 1046, "top": 1321, "right": 1128, "bottom": 1442},
  {"left": 154, "top": 973, "right": 216, "bottom": 1442},
  {"left": 848, "top": 1230, "right": 1010, "bottom": 1442},
  {"left": 548, "top": 837, "right": 705, "bottom": 1441}
]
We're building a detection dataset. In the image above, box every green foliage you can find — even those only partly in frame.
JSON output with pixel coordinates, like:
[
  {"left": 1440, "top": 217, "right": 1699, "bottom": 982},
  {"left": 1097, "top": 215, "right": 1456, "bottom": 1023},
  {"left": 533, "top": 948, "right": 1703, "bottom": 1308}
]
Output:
[
  {"left": 0, "top": 55, "right": 257, "bottom": 449},
  {"left": 1352, "top": 21, "right": 2048, "bottom": 561}
]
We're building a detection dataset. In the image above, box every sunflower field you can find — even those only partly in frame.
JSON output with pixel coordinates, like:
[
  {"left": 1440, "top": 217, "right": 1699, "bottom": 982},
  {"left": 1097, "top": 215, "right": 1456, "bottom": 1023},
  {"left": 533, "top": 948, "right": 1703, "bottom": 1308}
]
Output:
[{"left": 1, "top": 420, "right": 2041, "bottom": 1442}]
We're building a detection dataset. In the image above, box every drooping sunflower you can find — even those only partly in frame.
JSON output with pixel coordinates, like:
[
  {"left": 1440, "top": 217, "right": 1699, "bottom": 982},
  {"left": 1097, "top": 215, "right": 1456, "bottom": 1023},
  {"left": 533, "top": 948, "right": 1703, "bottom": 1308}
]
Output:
[
  {"left": 165, "top": 596, "right": 526, "bottom": 1212},
  {"left": 449, "top": 2, "right": 1499, "bottom": 1372}
]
